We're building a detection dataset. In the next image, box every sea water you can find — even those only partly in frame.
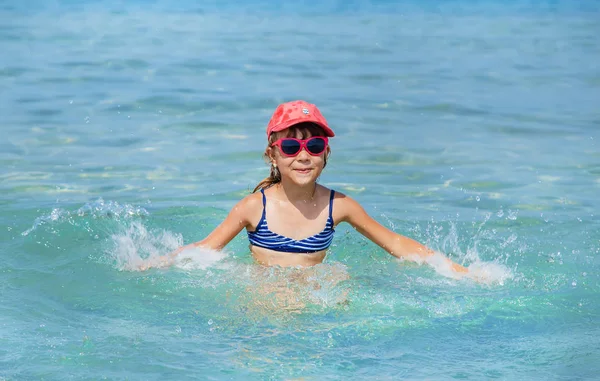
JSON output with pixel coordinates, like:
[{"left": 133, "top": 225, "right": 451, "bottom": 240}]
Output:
[{"left": 1, "top": 0, "right": 599, "bottom": 379}]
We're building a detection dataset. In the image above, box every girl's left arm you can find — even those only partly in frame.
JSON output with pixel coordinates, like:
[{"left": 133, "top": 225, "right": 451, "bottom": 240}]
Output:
[
  {"left": 138, "top": 194, "right": 260, "bottom": 270},
  {"left": 336, "top": 195, "right": 468, "bottom": 274}
]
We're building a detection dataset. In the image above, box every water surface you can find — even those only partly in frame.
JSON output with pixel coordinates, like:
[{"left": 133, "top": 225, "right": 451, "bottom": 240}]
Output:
[{"left": 1, "top": 1, "right": 599, "bottom": 379}]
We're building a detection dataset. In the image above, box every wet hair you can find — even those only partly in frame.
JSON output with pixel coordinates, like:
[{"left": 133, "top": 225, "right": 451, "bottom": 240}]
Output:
[{"left": 253, "top": 122, "right": 329, "bottom": 193}]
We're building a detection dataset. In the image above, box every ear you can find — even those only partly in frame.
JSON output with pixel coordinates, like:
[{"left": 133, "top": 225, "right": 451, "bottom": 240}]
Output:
[
  {"left": 322, "top": 146, "right": 331, "bottom": 169},
  {"left": 266, "top": 147, "right": 277, "bottom": 164}
]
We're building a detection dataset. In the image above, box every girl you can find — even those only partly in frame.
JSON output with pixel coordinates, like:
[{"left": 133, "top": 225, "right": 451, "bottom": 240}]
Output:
[{"left": 143, "top": 100, "right": 468, "bottom": 274}]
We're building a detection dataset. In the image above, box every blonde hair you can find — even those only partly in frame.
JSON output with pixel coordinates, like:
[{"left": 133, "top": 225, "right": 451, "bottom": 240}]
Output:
[{"left": 253, "top": 123, "right": 329, "bottom": 193}]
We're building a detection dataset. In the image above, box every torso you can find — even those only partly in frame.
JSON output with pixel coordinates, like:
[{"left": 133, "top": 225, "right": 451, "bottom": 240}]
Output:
[
  {"left": 250, "top": 246, "right": 327, "bottom": 267},
  {"left": 246, "top": 184, "right": 336, "bottom": 267}
]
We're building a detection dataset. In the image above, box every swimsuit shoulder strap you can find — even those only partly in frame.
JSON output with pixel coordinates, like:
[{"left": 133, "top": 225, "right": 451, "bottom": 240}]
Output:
[
  {"left": 328, "top": 189, "right": 335, "bottom": 219},
  {"left": 260, "top": 188, "right": 267, "bottom": 218}
]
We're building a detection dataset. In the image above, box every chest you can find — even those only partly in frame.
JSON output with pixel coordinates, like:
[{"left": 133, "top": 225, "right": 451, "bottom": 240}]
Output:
[{"left": 262, "top": 198, "right": 330, "bottom": 240}]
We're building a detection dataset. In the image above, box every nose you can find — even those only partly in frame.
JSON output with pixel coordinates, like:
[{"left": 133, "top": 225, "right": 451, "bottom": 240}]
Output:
[{"left": 296, "top": 146, "right": 311, "bottom": 161}]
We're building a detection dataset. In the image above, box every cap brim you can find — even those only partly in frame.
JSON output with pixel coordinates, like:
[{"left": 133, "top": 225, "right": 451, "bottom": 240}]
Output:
[{"left": 270, "top": 119, "right": 335, "bottom": 137}]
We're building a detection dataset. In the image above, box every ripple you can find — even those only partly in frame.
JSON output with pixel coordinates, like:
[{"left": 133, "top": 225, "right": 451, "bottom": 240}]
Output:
[
  {"left": 0, "top": 66, "right": 32, "bottom": 78},
  {"left": 412, "top": 102, "right": 491, "bottom": 117},
  {"left": 29, "top": 108, "right": 63, "bottom": 117},
  {"left": 1, "top": 171, "right": 53, "bottom": 181},
  {"left": 457, "top": 181, "right": 521, "bottom": 191},
  {"left": 487, "top": 124, "right": 567, "bottom": 136},
  {"left": 15, "top": 96, "right": 46, "bottom": 104}
]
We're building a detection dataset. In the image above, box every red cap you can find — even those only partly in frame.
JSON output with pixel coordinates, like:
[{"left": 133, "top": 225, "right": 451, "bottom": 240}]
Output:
[{"left": 266, "top": 100, "right": 335, "bottom": 137}]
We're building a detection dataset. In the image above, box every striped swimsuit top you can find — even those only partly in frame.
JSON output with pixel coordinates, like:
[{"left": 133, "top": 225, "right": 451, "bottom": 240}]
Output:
[{"left": 247, "top": 189, "right": 336, "bottom": 253}]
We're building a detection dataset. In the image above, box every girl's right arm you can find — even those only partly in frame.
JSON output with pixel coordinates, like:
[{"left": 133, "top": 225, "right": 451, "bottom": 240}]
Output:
[
  {"left": 335, "top": 193, "right": 468, "bottom": 275},
  {"left": 139, "top": 193, "right": 261, "bottom": 270}
]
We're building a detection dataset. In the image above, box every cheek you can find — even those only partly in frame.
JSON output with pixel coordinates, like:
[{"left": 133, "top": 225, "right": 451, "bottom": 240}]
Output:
[
  {"left": 275, "top": 156, "right": 294, "bottom": 167},
  {"left": 313, "top": 156, "right": 327, "bottom": 170}
]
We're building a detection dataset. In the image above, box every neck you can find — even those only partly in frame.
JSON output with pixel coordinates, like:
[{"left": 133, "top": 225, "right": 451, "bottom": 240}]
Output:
[{"left": 276, "top": 180, "right": 317, "bottom": 203}]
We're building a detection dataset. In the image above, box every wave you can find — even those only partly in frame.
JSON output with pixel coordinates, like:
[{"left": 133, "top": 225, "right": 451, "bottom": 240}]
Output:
[{"left": 21, "top": 198, "right": 149, "bottom": 236}]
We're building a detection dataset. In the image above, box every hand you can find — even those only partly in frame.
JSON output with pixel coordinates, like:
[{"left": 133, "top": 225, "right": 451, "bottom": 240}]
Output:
[
  {"left": 451, "top": 262, "right": 469, "bottom": 274},
  {"left": 137, "top": 251, "right": 178, "bottom": 271},
  {"left": 464, "top": 262, "right": 511, "bottom": 285}
]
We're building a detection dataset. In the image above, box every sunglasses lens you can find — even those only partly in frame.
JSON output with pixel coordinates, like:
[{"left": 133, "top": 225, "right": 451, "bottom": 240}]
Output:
[
  {"left": 280, "top": 139, "right": 301, "bottom": 156},
  {"left": 306, "top": 138, "right": 326, "bottom": 154}
]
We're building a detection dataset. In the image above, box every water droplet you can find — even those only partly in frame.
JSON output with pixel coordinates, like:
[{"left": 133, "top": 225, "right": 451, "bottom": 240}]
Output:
[
  {"left": 476, "top": 196, "right": 480, "bottom": 202},
  {"left": 328, "top": 332, "right": 333, "bottom": 339},
  {"left": 571, "top": 281, "right": 577, "bottom": 287},
  {"left": 208, "top": 319, "right": 213, "bottom": 325}
]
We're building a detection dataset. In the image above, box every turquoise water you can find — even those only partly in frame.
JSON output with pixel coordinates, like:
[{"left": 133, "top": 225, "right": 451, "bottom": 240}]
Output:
[{"left": 2, "top": 1, "right": 600, "bottom": 379}]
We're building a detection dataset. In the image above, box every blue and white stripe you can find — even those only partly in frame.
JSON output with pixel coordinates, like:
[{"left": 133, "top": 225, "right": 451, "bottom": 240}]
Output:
[{"left": 247, "top": 189, "right": 335, "bottom": 253}]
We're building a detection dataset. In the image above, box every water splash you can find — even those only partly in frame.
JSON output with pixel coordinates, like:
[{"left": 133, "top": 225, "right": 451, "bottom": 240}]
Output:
[
  {"left": 22, "top": 198, "right": 149, "bottom": 236},
  {"left": 464, "top": 261, "right": 513, "bottom": 285},
  {"left": 108, "top": 221, "right": 227, "bottom": 272},
  {"left": 171, "top": 246, "right": 228, "bottom": 271},
  {"left": 409, "top": 212, "right": 518, "bottom": 285},
  {"left": 21, "top": 207, "right": 65, "bottom": 236},
  {"left": 108, "top": 221, "right": 180, "bottom": 271},
  {"left": 403, "top": 252, "right": 512, "bottom": 285}
]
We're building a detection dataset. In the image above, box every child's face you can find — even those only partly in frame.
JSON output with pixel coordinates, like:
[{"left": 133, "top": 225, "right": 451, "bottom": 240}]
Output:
[{"left": 269, "top": 128, "right": 329, "bottom": 187}]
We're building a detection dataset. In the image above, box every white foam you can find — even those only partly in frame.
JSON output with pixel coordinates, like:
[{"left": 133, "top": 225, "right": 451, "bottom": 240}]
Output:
[
  {"left": 171, "top": 247, "right": 228, "bottom": 270},
  {"left": 407, "top": 218, "right": 517, "bottom": 285},
  {"left": 464, "top": 261, "right": 513, "bottom": 286},
  {"left": 402, "top": 252, "right": 512, "bottom": 285},
  {"left": 109, "top": 221, "right": 227, "bottom": 271},
  {"left": 403, "top": 252, "right": 462, "bottom": 279},
  {"left": 109, "top": 221, "right": 179, "bottom": 271}
]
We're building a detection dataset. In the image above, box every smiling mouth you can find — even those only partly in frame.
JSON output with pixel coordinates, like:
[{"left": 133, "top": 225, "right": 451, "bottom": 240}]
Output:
[{"left": 295, "top": 168, "right": 312, "bottom": 173}]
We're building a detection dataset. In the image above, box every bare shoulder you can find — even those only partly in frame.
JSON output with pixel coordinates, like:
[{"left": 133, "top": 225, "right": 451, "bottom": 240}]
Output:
[
  {"left": 240, "top": 191, "right": 263, "bottom": 206},
  {"left": 331, "top": 189, "right": 362, "bottom": 207},
  {"left": 226, "top": 191, "right": 264, "bottom": 227},
  {"left": 237, "top": 191, "right": 263, "bottom": 214},
  {"left": 330, "top": 189, "right": 367, "bottom": 224},
  {"left": 223, "top": 193, "right": 262, "bottom": 221}
]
